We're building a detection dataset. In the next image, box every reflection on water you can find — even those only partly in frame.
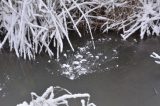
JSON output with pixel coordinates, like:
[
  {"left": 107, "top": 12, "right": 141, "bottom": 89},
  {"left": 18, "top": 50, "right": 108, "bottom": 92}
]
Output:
[{"left": 0, "top": 32, "right": 160, "bottom": 106}]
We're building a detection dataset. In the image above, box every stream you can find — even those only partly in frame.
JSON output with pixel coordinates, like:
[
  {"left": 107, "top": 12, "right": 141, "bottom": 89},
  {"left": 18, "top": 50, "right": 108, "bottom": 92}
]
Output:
[{"left": 0, "top": 32, "right": 160, "bottom": 106}]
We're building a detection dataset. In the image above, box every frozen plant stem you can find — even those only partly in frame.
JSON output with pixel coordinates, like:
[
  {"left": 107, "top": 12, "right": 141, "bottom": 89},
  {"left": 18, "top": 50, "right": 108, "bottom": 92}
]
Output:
[
  {"left": 0, "top": 0, "right": 98, "bottom": 59},
  {"left": 17, "top": 86, "right": 96, "bottom": 106},
  {"left": 150, "top": 52, "right": 160, "bottom": 64},
  {"left": 1, "top": 0, "right": 160, "bottom": 59}
]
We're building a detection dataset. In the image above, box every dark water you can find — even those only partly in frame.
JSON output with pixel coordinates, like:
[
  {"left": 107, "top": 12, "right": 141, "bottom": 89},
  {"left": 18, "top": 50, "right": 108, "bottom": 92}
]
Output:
[{"left": 0, "top": 32, "right": 160, "bottom": 106}]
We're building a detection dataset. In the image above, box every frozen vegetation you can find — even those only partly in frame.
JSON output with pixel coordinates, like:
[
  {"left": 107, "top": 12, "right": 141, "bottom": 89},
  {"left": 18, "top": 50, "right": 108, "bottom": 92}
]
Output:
[
  {"left": 0, "top": 0, "right": 160, "bottom": 59},
  {"left": 150, "top": 52, "right": 160, "bottom": 64},
  {"left": 17, "top": 86, "right": 96, "bottom": 106}
]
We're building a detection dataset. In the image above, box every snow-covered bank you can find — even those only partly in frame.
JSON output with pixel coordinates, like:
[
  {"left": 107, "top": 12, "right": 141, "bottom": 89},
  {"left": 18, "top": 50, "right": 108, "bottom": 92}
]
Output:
[
  {"left": 0, "top": 0, "right": 160, "bottom": 59},
  {"left": 17, "top": 86, "right": 96, "bottom": 106}
]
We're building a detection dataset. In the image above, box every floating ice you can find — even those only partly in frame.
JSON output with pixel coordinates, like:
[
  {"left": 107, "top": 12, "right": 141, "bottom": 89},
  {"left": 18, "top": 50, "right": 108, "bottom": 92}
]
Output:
[
  {"left": 72, "top": 61, "right": 80, "bottom": 65},
  {"left": 95, "top": 56, "right": 99, "bottom": 59},
  {"left": 63, "top": 53, "right": 67, "bottom": 58},
  {"left": 75, "top": 54, "right": 83, "bottom": 59},
  {"left": 48, "top": 60, "right": 51, "bottom": 63},
  {"left": 80, "top": 59, "right": 87, "bottom": 63},
  {"left": 116, "top": 65, "right": 119, "bottom": 67},
  {"left": 113, "top": 49, "right": 118, "bottom": 54},
  {"left": 97, "top": 53, "right": 103, "bottom": 56},
  {"left": 62, "top": 64, "right": 70, "bottom": 68},
  {"left": 59, "top": 36, "right": 119, "bottom": 80},
  {"left": 79, "top": 47, "right": 87, "bottom": 52}
]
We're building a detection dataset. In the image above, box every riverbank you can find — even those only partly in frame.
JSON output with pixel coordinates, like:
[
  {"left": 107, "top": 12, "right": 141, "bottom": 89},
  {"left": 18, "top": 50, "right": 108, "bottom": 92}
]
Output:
[{"left": 0, "top": 0, "right": 160, "bottom": 59}]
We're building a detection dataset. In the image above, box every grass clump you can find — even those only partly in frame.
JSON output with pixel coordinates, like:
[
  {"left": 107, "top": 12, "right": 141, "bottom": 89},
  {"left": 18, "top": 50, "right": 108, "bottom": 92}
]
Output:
[{"left": 0, "top": 0, "right": 160, "bottom": 59}]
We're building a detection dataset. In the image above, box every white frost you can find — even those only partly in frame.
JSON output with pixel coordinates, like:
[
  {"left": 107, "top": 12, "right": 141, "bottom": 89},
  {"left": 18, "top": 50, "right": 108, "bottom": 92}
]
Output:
[
  {"left": 150, "top": 52, "right": 160, "bottom": 64},
  {"left": 95, "top": 56, "right": 99, "bottom": 59},
  {"left": 17, "top": 86, "right": 96, "bottom": 106},
  {"left": 62, "top": 64, "right": 70, "bottom": 68},
  {"left": 48, "top": 60, "right": 51, "bottom": 63},
  {"left": 75, "top": 54, "right": 83, "bottom": 59},
  {"left": 72, "top": 61, "right": 80, "bottom": 65},
  {"left": 0, "top": 0, "right": 100, "bottom": 59}
]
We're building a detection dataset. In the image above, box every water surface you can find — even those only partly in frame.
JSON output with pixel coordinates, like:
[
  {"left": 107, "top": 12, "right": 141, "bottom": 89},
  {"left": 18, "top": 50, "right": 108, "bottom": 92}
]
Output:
[{"left": 0, "top": 32, "right": 160, "bottom": 106}]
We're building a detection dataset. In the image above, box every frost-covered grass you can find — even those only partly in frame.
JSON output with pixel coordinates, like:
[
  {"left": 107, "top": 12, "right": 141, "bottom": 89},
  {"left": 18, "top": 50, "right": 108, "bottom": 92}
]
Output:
[
  {"left": 1, "top": 0, "right": 160, "bottom": 59},
  {"left": 17, "top": 86, "right": 96, "bottom": 106},
  {"left": 120, "top": 0, "right": 160, "bottom": 40},
  {"left": 0, "top": 0, "right": 99, "bottom": 59},
  {"left": 102, "top": 0, "right": 160, "bottom": 39}
]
